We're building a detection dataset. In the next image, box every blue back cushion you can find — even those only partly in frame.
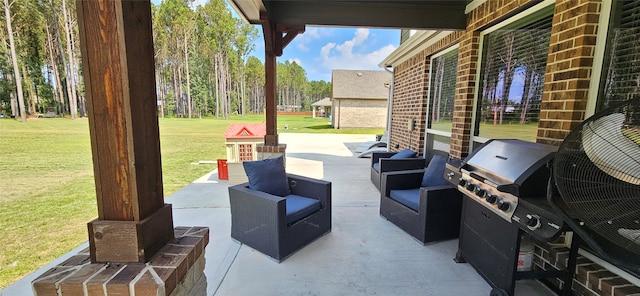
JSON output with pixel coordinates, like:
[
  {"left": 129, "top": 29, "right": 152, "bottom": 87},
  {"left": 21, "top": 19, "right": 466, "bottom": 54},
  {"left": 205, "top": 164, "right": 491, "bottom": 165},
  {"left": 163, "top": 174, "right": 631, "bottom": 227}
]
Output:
[
  {"left": 372, "top": 162, "right": 380, "bottom": 172},
  {"left": 285, "top": 194, "right": 322, "bottom": 225},
  {"left": 243, "top": 156, "right": 291, "bottom": 197},
  {"left": 421, "top": 154, "right": 449, "bottom": 187},
  {"left": 389, "top": 189, "right": 420, "bottom": 211},
  {"left": 390, "top": 149, "right": 416, "bottom": 159}
]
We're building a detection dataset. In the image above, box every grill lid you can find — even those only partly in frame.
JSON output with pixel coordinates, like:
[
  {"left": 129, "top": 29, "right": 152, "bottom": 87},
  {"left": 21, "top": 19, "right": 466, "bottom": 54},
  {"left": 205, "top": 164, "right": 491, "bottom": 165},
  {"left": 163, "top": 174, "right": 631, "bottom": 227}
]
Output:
[{"left": 464, "top": 139, "right": 557, "bottom": 193}]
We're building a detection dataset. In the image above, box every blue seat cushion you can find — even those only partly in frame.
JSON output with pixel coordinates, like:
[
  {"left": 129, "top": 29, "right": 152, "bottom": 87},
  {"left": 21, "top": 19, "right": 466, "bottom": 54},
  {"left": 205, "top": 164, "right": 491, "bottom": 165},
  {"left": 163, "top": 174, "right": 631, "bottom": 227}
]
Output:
[
  {"left": 243, "top": 156, "right": 291, "bottom": 197},
  {"left": 372, "top": 163, "right": 380, "bottom": 172},
  {"left": 421, "top": 154, "right": 450, "bottom": 188},
  {"left": 285, "top": 194, "right": 322, "bottom": 225},
  {"left": 390, "top": 149, "right": 416, "bottom": 159},
  {"left": 389, "top": 188, "right": 420, "bottom": 211}
]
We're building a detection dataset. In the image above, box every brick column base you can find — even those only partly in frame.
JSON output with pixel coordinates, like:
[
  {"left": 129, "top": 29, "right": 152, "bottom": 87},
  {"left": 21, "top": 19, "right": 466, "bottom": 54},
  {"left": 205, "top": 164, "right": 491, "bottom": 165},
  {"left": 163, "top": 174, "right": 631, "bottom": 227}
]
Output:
[
  {"left": 256, "top": 143, "right": 287, "bottom": 161},
  {"left": 32, "top": 226, "right": 209, "bottom": 296}
]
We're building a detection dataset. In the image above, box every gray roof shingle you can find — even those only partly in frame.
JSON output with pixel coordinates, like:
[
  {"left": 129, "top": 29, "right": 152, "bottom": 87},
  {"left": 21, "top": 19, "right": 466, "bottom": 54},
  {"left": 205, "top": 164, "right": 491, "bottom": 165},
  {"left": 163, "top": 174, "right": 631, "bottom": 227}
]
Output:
[{"left": 332, "top": 70, "right": 391, "bottom": 100}]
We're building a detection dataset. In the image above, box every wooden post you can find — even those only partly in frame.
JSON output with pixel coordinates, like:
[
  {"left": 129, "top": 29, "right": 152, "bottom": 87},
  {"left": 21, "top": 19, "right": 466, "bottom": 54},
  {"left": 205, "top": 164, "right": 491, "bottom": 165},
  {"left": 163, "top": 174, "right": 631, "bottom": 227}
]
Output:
[
  {"left": 261, "top": 12, "right": 304, "bottom": 146},
  {"left": 77, "top": 0, "right": 174, "bottom": 263},
  {"left": 261, "top": 13, "right": 278, "bottom": 146},
  {"left": 264, "top": 51, "right": 278, "bottom": 146}
]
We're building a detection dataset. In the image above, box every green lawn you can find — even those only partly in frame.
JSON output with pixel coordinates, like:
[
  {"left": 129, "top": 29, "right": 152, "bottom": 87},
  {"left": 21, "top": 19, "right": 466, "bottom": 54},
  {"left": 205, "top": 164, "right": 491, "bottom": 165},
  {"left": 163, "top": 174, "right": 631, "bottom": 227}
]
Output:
[{"left": 0, "top": 115, "right": 381, "bottom": 289}]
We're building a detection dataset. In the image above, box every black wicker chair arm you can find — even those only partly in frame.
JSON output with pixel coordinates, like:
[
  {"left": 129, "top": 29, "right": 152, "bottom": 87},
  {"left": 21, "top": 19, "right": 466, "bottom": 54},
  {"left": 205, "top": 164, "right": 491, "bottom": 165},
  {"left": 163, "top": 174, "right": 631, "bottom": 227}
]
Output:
[
  {"left": 378, "top": 157, "right": 426, "bottom": 172},
  {"left": 418, "top": 185, "right": 458, "bottom": 207},
  {"left": 381, "top": 169, "right": 424, "bottom": 195},
  {"left": 287, "top": 174, "right": 331, "bottom": 206},
  {"left": 371, "top": 152, "right": 398, "bottom": 167}
]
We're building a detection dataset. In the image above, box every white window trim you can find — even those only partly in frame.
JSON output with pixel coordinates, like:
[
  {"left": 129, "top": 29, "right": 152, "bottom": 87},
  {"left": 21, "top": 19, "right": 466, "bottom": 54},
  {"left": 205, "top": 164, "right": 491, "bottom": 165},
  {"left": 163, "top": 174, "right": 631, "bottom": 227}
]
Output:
[
  {"left": 470, "top": 0, "right": 555, "bottom": 152},
  {"left": 423, "top": 44, "right": 460, "bottom": 155},
  {"left": 586, "top": 0, "right": 613, "bottom": 117}
]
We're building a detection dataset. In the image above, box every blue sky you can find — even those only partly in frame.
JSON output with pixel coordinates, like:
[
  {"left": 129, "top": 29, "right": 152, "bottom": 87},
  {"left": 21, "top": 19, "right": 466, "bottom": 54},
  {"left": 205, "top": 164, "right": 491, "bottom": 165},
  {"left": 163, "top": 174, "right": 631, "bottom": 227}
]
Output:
[
  {"left": 152, "top": 0, "right": 400, "bottom": 82},
  {"left": 254, "top": 27, "right": 400, "bottom": 82}
]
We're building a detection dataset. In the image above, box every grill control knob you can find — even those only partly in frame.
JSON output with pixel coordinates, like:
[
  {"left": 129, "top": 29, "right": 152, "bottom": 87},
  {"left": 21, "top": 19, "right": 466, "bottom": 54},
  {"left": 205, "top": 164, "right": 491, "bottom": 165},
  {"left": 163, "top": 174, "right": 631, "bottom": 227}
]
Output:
[
  {"left": 458, "top": 179, "right": 468, "bottom": 187},
  {"left": 466, "top": 183, "right": 476, "bottom": 192},
  {"left": 498, "top": 200, "right": 511, "bottom": 212},
  {"left": 485, "top": 194, "right": 497, "bottom": 204},
  {"left": 526, "top": 215, "right": 541, "bottom": 230},
  {"left": 475, "top": 189, "right": 487, "bottom": 198}
]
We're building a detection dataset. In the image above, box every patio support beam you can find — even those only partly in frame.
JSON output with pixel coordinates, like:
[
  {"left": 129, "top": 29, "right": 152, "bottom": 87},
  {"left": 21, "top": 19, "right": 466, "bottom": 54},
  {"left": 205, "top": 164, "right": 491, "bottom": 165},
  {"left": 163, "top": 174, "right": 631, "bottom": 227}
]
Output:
[
  {"left": 261, "top": 11, "right": 304, "bottom": 145},
  {"left": 77, "top": 0, "right": 174, "bottom": 263}
]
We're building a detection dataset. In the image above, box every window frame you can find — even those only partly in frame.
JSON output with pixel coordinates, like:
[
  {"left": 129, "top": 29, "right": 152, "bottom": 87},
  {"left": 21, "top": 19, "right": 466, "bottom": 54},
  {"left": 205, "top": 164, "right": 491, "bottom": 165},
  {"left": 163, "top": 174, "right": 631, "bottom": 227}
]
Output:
[
  {"left": 423, "top": 44, "right": 459, "bottom": 155},
  {"left": 470, "top": 0, "right": 555, "bottom": 151}
]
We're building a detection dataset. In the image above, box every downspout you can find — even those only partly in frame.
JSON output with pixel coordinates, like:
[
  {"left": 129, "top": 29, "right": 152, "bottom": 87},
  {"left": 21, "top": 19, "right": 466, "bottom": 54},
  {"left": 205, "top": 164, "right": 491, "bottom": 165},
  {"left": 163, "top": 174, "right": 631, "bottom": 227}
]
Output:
[
  {"left": 384, "top": 66, "right": 394, "bottom": 149},
  {"left": 336, "top": 99, "right": 340, "bottom": 129}
]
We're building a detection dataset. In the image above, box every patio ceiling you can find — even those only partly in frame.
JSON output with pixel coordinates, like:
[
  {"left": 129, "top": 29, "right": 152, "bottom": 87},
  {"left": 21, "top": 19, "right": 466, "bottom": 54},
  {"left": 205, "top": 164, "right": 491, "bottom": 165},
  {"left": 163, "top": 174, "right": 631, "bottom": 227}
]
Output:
[{"left": 228, "top": 0, "right": 469, "bottom": 30}]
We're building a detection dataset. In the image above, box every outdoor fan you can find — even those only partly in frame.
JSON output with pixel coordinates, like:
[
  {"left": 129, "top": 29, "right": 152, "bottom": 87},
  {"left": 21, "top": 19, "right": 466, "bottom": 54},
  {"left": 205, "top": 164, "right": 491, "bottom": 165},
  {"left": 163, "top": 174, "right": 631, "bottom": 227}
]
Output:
[{"left": 549, "top": 98, "right": 640, "bottom": 276}]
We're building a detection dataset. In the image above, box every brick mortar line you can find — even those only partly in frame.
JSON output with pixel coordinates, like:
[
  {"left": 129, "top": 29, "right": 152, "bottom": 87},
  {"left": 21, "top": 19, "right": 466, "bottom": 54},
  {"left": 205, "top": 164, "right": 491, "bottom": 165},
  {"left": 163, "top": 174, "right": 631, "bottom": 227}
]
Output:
[
  {"left": 609, "top": 283, "right": 636, "bottom": 296},
  {"left": 598, "top": 276, "right": 619, "bottom": 291},
  {"left": 128, "top": 266, "right": 154, "bottom": 296},
  {"left": 101, "top": 264, "right": 127, "bottom": 296},
  {"left": 147, "top": 266, "right": 167, "bottom": 295},
  {"left": 82, "top": 264, "right": 108, "bottom": 296}
]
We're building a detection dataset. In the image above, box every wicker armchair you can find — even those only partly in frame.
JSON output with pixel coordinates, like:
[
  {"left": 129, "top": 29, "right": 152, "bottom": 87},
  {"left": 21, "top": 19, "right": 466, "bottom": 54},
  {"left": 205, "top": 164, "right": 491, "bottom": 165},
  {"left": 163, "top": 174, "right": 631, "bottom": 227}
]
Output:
[
  {"left": 228, "top": 173, "right": 332, "bottom": 262},
  {"left": 379, "top": 155, "right": 462, "bottom": 244},
  {"left": 370, "top": 150, "right": 426, "bottom": 191}
]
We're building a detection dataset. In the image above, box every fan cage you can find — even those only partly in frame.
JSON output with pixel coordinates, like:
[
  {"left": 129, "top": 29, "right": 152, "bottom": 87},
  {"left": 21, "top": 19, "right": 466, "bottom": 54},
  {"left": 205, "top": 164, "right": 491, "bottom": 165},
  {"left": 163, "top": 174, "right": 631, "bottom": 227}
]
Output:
[{"left": 553, "top": 99, "right": 640, "bottom": 270}]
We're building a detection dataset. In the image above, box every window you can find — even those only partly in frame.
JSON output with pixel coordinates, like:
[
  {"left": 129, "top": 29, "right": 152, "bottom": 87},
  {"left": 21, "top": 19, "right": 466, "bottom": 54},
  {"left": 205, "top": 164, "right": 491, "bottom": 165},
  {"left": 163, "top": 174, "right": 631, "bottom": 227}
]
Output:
[
  {"left": 238, "top": 144, "right": 253, "bottom": 161},
  {"left": 597, "top": 0, "right": 640, "bottom": 111},
  {"left": 429, "top": 48, "right": 458, "bottom": 133},
  {"left": 425, "top": 46, "right": 459, "bottom": 154},
  {"left": 475, "top": 10, "right": 553, "bottom": 143}
]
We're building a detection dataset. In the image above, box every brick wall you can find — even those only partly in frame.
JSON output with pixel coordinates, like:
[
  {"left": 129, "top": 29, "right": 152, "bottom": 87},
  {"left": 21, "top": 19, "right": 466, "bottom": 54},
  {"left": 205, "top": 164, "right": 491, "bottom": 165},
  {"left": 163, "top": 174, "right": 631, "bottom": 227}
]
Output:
[
  {"left": 389, "top": 32, "right": 464, "bottom": 154},
  {"left": 537, "top": 0, "right": 601, "bottom": 146},
  {"left": 532, "top": 235, "right": 640, "bottom": 296},
  {"left": 334, "top": 98, "right": 388, "bottom": 129},
  {"left": 389, "top": 53, "right": 429, "bottom": 153}
]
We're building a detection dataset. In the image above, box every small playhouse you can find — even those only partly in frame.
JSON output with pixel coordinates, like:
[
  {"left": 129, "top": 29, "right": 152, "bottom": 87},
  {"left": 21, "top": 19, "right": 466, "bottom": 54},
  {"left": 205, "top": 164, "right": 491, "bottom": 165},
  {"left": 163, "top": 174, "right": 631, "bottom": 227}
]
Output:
[{"left": 223, "top": 123, "right": 266, "bottom": 185}]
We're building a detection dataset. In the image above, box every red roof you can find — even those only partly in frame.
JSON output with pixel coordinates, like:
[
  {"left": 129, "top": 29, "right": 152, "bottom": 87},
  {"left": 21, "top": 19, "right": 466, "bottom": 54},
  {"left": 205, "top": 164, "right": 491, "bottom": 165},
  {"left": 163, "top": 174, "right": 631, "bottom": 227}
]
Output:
[{"left": 223, "top": 123, "right": 266, "bottom": 139}]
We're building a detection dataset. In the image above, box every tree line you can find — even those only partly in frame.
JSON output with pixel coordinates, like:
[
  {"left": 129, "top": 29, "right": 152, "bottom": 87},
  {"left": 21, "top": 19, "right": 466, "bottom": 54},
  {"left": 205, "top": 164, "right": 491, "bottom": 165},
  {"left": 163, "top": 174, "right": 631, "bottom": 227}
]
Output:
[
  {"left": 479, "top": 15, "right": 552, "bottom": 125},
  {"left": 0, "top": 0, "right": 331, "bottom": 122}
]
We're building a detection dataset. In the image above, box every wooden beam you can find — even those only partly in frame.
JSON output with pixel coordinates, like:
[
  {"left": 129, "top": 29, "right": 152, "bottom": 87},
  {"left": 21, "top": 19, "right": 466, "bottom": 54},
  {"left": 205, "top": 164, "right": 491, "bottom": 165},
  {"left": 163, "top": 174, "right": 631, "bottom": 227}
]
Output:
[
  {"left": 265, "top": 1, "right": 467, "bottom": 29},
  {"left": 77, "top": 0, "right": 173, "bottom": 263},
  {"left": 280, "top": 25, "right": 305, "bottom": 50}
]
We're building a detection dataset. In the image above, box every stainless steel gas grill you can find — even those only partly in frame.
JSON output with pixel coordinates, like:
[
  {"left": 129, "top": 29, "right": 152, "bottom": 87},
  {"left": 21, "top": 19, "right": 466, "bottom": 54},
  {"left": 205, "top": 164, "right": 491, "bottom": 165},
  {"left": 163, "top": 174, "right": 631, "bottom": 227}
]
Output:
[
  {"left": 457, "top": 139, "right": 564, "bottom": 240},
  {"left": 450, "top": 139, "right": 574, "bottom": 296}
]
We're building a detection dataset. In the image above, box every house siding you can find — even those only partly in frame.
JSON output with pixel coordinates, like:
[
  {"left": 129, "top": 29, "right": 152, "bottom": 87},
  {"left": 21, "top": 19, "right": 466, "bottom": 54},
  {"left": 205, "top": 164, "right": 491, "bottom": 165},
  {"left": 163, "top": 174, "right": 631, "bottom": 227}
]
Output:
[{"left": 332, "top": 98, "right": 387, "bottom": 129}]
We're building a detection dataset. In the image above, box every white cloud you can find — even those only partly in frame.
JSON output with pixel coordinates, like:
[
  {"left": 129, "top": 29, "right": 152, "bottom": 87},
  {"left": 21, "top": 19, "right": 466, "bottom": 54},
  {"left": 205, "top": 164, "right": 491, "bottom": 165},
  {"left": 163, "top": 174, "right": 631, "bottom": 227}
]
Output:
[
  {"left": 296, "top": 27, "right": 333, "bottom": 52},
  {"left": 288, "top": 58, "right": 303, "bottom": 67},
  {"left": 320, "top": 42, "right": 336, "bottom": 58},
  {"left": 319, "top": 29, "right": 397, "bottom": 72}
]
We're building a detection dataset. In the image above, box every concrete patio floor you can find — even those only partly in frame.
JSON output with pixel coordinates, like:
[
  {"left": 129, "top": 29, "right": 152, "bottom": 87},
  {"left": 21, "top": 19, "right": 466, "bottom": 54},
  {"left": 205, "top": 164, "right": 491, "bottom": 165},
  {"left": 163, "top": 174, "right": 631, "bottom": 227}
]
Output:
[{"left": 2, "top": 133, "right": 556, "bottom": 296}]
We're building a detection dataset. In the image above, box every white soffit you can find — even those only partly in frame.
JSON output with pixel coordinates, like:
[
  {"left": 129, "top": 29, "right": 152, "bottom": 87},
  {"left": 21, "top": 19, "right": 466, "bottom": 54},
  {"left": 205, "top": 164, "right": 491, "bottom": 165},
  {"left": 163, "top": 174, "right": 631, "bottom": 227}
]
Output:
[
  {"left": 378, "top": 30, "right": 453, "bottom": 68},
  {"left": 465, "top": 0, "right": 487, "bottom": 14}
]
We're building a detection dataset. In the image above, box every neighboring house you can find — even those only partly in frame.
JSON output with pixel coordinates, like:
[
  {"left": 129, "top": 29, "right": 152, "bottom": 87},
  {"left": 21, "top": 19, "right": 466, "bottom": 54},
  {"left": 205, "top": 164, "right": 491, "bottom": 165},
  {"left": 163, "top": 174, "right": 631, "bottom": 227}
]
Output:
[
  {"left": 311, "top": 97, "right": 331, "bottom": 118},
  {"left": 331, "top": 69, "right": 391, "bottom": 129},
  {"left": 379, "top": 1, "right": 640, "bottom": 295}
]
